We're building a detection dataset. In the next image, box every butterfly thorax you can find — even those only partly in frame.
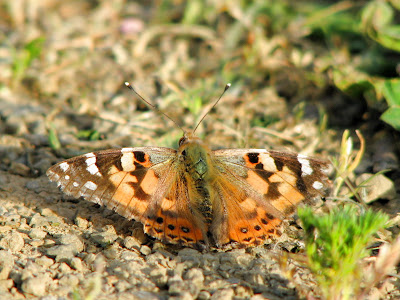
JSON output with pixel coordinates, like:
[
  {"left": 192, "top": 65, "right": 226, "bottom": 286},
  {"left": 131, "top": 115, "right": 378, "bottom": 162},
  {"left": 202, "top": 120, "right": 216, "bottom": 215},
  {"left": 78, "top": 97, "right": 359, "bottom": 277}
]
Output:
[{"left": 178, "top": 131, "right": 214, "bottom": 223}]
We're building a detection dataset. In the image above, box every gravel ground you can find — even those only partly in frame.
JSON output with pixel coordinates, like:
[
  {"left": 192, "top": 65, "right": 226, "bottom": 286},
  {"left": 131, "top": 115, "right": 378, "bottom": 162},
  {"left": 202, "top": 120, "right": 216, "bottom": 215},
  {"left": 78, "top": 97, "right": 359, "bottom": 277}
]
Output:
[
  {"left": 0, "top": 169, "right": 315, "bottom": 300},
  {"left": 1, "top": 1, "right": 400, "bottom": 299}
]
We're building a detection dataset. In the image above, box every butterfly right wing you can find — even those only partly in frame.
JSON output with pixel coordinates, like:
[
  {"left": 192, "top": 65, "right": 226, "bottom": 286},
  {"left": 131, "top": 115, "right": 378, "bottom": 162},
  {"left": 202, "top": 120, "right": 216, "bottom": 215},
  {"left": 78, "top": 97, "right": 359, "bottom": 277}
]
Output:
[{"left": 210, "top": 149, "right": 330, "bottom": 248}]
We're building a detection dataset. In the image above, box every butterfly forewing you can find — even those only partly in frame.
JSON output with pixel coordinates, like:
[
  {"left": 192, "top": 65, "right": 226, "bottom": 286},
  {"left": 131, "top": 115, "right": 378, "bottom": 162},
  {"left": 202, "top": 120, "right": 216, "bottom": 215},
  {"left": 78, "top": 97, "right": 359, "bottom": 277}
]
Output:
[{"left": 47, "top": 147, "right": 176, "bottom": 220}]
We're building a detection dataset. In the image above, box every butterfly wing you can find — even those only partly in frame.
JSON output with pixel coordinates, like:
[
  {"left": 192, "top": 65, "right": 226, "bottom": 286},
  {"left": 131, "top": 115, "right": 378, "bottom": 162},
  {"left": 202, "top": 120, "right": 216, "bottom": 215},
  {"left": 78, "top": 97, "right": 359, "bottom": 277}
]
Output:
[
  {"left": 47, "top": 147, "right": 208, "bottom": 248},
  {"left": 211, "top": 149, "right": 330, "bottom": 248}
]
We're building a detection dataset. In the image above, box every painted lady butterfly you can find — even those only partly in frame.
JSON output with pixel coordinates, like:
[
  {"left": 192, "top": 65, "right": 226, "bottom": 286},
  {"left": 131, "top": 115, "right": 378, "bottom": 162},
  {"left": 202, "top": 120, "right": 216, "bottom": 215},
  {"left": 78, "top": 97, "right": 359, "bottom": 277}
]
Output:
[{"left": 47, "top": 83, "right": 330, "bottom": 249}]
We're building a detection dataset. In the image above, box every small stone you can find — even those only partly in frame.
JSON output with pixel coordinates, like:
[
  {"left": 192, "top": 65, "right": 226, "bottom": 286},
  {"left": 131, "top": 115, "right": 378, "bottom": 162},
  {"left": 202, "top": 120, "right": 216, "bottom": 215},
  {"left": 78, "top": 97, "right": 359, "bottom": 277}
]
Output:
[
  {"left": 211, "top": 288, "right": 234, "bottom": 300},
  {"left": 198, "top": 290, "right": 211, "bottom": 300},
  {"left": 59, "top": 234, "right": 84, "bottom": 253},
  {"left": 46, "top": 245, "right": 77, "bottom": 262},
  {"left": 58, "top": 274, "right": 80, "bottom": 287},
  {"left": 21, "top": 275, "right": 50, "bottom": 296},
  {"left": 234, "top": 285, "right": 253, "bottom": 298},
  {"left": 75, "top": 217, "right": 89, "bottom": 229},
  {"left": 28, "top": 228, "right": 47, "bottom": 239},
  {"left": 123, "top": 236, "right": 140, "bottom": 250},
  {"left": 40, "top": 208, "right": 55, "bottom": 217},
  {"left": 10, "top": 162, "right": 30, "bottom": 176},
  {"left": 69, "top": 257, "right": 84, "bottom": 271},
  {"left": 150, "top": 267, "right": 168, "bottom": 288},
  {"left": 356, "top": 173, "right": 396, "bottom": 203},
  {"left": 0, "top": 231, "right": 24, "bottom": 253},
  {"left": 0, "top": 279, "right": 13, "bottom": 292},
  {"left": 58, "top": 262, "right": 72, "bottom": 273},
  {"left": 103, "top": 246, "right": 119, "bottom": 259},
  {"left": 183, "top": 268, "right": 204, "bottom": 288},
  {"left": 35, "top": 256, "right": 54, "bottom": 268},
  {"left": 90, "top": 231, "right": 118, "bottom": 247},
  {"left": 120, "top": 250, "right": 139, "bottom": 261},
  {"left": 0, "top": 250, "right": 14, "bottom": 280},
  {"left": 29, "top": 239, "right": 45, "bottom": 247},
  {"left": 29, "top": 213, "right": 48, "bottom": 227},
  {"left": 140, "top": 245, "right": 152, "bottom": 256}
]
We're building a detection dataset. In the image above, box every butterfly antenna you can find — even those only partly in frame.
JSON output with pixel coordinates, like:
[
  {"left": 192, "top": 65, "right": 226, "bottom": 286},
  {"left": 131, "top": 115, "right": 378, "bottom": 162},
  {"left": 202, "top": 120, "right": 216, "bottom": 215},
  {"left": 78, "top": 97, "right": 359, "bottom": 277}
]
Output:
[
  {"left": 193, "top": 83, "right": 231, "bottom": 134},
  {"left": 125, "top": 82, "right": 183, "bottom": 131}
]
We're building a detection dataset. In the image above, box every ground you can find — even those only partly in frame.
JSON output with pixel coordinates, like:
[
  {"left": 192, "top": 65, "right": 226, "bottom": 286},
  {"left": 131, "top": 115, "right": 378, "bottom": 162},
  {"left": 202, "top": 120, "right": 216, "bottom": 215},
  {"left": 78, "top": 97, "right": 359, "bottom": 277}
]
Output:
[{"left": 0, "top": 1, "right": 400, "bottom": 299}]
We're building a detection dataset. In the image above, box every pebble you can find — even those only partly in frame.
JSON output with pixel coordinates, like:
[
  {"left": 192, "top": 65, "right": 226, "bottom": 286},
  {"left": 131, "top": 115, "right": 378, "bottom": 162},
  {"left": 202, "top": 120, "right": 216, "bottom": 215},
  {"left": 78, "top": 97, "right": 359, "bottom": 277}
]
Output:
[
  {"left": 46, "top": 245, "right": 77, "bottom": 262},
  {"left": 0, "top": 250, "right": 14, "bottom": 280},
  {"left": 123, "top": 236, "right": 141, "bottom": 250},
  {"left": 29, "top": 213, "right": 49, "bottom": 227},
  {"left": 59, "top": 234, "right": 84, "bottom": 252},
  {"left": 69, "top": 257, "right": 84, "bottom": 271},
  {"left": 90, "top": 231, "right": 118, "bottom": 247},
  {"left": 28, "top": 228, "right": 47, "bottom": 239},
  {"left": 0, "top": 279, "right": 13, "bottom": 292},
  {"left": 120, "top": 250, "right": 140, "bottom": 261},
  {"left": 0, "top": 231, "right": 24, "bottom": 253},
  {"left": 356, "top": 173, "right": 396, "bottom": 203},
  {"left": 21, "top": 274, "right": 50, "bottom": 296},
  {"left": 58, "top": 274, "right": 79, "bottom": 287},
  {"left": 74, "top": 216, "right": 89, "bottom": 229},
  {"left": 183, "top": 268, "right": 204, "bottom": 288},
  {"left": 35, "top": 256, "right": 54, "bottom": 268},
  {"left": 198, "top": 290, "right": 211, "bottom": 300},
  {"left": 210, "top": 288, "right": 234, "bottom": 300},
  {"left": 140, "top": 245, "right": 152, "bottom": 256}
]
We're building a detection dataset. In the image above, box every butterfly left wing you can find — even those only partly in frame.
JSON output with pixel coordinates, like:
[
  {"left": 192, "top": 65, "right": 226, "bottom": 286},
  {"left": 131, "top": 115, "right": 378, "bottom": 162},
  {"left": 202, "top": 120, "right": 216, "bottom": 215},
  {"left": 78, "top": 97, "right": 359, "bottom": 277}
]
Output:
[
  {"left": 47, "top": 147, "right": 209, "bottom": 248},
  {"left": 211, "top": 149, "right": 330, "bottom": 248},
  {"left": 46, "top": 147, "right": 177, "bottom": 219}
]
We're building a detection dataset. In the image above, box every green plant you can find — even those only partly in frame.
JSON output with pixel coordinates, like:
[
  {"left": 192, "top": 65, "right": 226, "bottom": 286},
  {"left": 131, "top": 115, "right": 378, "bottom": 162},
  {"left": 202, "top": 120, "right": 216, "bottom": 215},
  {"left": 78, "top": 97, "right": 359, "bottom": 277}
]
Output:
[
  {"left": 48, "top": 123, "right": 61, "bottom": 151},
  {"left": 298, "top": 205, "right": 389, "bottom": 300},
  {"left": 11, "top": 37, "right": 45, "bottom": 87}
]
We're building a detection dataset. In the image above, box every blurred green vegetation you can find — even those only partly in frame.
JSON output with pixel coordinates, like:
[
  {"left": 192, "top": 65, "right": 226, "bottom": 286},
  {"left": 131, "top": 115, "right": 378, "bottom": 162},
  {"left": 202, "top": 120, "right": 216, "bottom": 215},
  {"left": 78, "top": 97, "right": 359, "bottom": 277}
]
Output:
[{"left": 152, "top": 0, "right": 400, "bottom": 130}]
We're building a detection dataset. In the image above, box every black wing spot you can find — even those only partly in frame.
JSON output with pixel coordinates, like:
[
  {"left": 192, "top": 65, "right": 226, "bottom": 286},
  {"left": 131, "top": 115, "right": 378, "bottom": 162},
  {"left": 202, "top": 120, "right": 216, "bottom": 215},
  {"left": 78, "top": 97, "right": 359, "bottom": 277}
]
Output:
[
  {"left": 261, "top": 218, "right": 268, "bottom": 225},
  {"left": 156, "top": 217, "right": 164, "bottom": 224},
  {"left": 254, "top": 225, "right": 261, "bottom": 231},
  {"left": 168, "top": 224, "right": 175, "bottom": 230},
  {"left": 265, "top": 213, "right": 275, "bottom": 220},
  {"left": 181, "top": 226, "right": 190, "bottom": 233},
  {"left": 134, "top": 151, "right": 146, "bottom": 163},
  {"left": 247, "top": 153, "right": 259, "bottom": 164}
]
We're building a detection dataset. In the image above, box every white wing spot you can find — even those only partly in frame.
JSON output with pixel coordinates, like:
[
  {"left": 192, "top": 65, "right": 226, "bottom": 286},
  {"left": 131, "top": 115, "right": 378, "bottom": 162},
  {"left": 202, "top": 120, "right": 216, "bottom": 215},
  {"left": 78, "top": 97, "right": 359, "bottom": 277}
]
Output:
[
  {"left": 73, "top": 182, "right": 79, "bottom": 187},
  {"left": 64, "top": 175, "right": 70, "bottom": 180},
  {"left": 87, "top": 164, "right": 100, "bottom": 176},
  {"left": 121, "top": 152, "right": 135, "bottom": 171},
  {"left": 259, "top": 153, "right": 278, "bottom": 172},
  {"left": 313, "top": 181, "right": 324, "bottom": 190},
  {"left": 121, "top": 147, "right": 134, "bottom": 153},
  {"left": 298, "top": 154, "right": 313, "bottom": 176},
  {"left": 59, "top": 162, "right": 69, "bottom": 172},
  {"left": 85, "top": 153, "right": 96, "bottom": 167},
  {"left": 83, "top": 181, "right": 97, "bottom": 191}
]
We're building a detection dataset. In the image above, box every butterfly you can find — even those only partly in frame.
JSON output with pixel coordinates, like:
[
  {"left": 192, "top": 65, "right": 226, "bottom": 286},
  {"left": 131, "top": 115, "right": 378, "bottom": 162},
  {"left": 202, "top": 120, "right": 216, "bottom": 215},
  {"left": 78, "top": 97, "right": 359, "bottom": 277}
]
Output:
[{"left": 47, "top": 83, "right": 330, "bottom": 250}]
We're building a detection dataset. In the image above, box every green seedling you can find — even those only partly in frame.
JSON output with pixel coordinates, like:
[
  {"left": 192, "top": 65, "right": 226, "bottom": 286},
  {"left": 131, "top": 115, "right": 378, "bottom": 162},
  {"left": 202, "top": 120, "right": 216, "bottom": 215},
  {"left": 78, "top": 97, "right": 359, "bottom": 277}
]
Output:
[{"left": 298, "top": 205, "right": 389, "bottom": 300}]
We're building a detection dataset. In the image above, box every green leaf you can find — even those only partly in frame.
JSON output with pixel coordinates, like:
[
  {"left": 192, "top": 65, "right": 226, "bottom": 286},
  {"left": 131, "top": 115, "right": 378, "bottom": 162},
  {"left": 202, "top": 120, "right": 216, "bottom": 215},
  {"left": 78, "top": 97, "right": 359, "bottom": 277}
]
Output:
[
  {"left": 48, "top": 123, "right": 61, "bottom": 150},
  {"left": 381, "top": 107, "right": 400, "bottom": 130}
]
